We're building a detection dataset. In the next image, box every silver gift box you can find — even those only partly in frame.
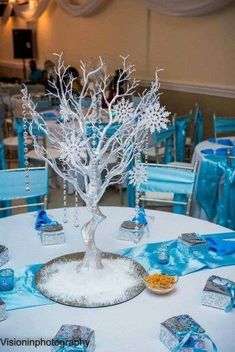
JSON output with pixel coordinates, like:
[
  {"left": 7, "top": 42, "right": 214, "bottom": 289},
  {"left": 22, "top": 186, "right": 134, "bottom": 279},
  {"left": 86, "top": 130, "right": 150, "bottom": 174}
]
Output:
[
  {"left": 0, "top": 299, "right": 7, "bottom": 321},
  {"left": 0, "top": 245, "right": 9, "bottom": 267},
  {"left": 40, "top": 223, "right": 65, "bottom": 246},
  {"left": 160, "top": 314, "right": 206, "bottom": 351},
  {"left": 202, "top": 275, "right": 235, "bottom": 311},
  {"left": 177, "top": 233, "right": 207, "bottom": 256},
  {"left": 118, "top": 221, "right": 145, "bottom": 243},
  {"left": 52, "top": 324, "right": 95, "bottom": 352}
]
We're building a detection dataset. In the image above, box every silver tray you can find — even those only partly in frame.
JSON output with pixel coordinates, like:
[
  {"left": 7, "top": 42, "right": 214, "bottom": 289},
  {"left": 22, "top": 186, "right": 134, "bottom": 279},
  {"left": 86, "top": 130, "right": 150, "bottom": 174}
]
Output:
[{"left": 36, "top": 252, "right": 147, "bottom": 308}]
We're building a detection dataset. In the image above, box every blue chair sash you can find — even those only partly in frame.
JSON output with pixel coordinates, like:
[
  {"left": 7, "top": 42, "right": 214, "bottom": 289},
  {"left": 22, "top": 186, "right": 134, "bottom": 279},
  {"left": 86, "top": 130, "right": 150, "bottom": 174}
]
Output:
[
  {"left": 140, "top": 166, "right": 195, "bottom": 194},
  {"left": 194, "top": 108, "right": 203, "bottom": 146},
  {"left": 175, "top": 114, "right": 192, "bottom": 162},
  {"left": 214, "top": 117, "right": 235, "bottom": 135},
  {"left": 217, "top": 167, "right": 235, "bottom": 230},
  {"left": 196, "top": 155, "right": 226, "bottom": 221},
  {"left": 0, "top": 140, "right": 6, "bottom": 170},
  {"left": 152, "top": 125, "right": 175, "bottom": 163}
]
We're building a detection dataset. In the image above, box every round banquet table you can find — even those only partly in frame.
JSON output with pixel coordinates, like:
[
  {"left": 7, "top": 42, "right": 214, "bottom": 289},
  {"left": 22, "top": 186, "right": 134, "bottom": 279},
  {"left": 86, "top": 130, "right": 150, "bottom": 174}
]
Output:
[
  {"left": 191, "top": 136, "right": 235, "bottom": 221},
  {"left": 0, "top": 207, "right": 234, "bottom": 351},
  {"left": 192, "top": 136, "right": 235, "bottom": 163}
]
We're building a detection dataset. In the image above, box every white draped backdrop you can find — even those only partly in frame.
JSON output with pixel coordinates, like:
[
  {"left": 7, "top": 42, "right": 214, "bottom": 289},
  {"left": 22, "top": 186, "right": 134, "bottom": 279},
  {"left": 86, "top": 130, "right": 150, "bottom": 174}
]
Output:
[{"left": 1, "top": 0, "right": 234, "bottom": 24}]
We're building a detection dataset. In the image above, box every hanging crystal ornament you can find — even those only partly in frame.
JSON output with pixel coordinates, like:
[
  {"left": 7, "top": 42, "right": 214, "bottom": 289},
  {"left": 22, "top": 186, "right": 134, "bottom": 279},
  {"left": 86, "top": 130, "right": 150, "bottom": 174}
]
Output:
[
  {"left": 22, "top": 100, "right": 30, "bottom": 192},
  {"left": 91, "top": 126, "right": 98, "bottom": 213},
  {"left": 145, "top": 130, "right": 149, "bottom": 166},
  {"left": 134, "top": 152, "right": 141, "bottom": 232},
  {"left": 62, "top": 164, "right": 68, "bottom": 223},
  {"left": 74, "top": 172, "right": 79, "bottom": 228}
]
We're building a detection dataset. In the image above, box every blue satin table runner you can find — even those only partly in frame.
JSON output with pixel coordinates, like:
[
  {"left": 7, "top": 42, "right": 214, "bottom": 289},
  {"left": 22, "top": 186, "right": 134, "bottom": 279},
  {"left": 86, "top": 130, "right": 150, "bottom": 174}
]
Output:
[
  {"left": 0, "top": 264, "right": 53, "bottom": 311},
  {"left": 2, "top": 233, "right": 235, "bottom": 311}
]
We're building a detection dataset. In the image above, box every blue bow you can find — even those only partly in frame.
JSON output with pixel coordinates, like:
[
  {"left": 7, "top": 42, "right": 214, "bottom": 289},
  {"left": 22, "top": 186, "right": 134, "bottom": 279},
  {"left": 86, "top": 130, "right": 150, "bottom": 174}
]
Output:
[
  {"left": 132, "top": 207, "right": 148, "bottom": 225},
  {"left": 201, "top": 147, "right": 235, "bottom": 156},
  {"left": 175, "top": 329, "right": 217, "bottom": 352},
  {"left": 35, "top": 210, "right": 57, "bottom": 230},
  {"left": 225, "top": 282, "right": 235, "bottom": 312},
  {"left": 208, "top": 138, "right": 234, "bottom": 146}
]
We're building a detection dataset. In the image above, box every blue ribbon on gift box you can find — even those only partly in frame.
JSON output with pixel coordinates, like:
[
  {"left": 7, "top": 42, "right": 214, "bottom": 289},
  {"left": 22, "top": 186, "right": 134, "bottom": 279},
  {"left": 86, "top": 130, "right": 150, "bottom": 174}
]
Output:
[
  {"left": 131, "top": 207, "right": 148, "bottom": 225},
  {"left": 35, "top": 210, "right": 59, "bottom": 231},
  {"left": 225, "top": 282, "right": 235, "bottom": 313},
  {"left": 175, "top": 328, "right": 217, "bottom": 352}
]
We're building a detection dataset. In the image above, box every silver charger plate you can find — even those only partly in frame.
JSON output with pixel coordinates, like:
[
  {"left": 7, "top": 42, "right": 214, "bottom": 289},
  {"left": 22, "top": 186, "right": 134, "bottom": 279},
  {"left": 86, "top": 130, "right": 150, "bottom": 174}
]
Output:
[{"left": 36, "top": 252, "right": 147, "bottom": 308}]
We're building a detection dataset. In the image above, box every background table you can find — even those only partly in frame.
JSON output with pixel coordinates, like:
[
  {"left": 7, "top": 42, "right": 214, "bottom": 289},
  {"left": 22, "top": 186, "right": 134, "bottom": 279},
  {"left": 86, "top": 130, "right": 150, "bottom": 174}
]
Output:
[
  {"left": 192, "top": 136, "right": 235, "bottom": 221},
  {"left": 192, "top": 136, "right": 235, "bottom": 163},
  {"left": 0, "top": 207, "right": 234, "bottom": 351}
]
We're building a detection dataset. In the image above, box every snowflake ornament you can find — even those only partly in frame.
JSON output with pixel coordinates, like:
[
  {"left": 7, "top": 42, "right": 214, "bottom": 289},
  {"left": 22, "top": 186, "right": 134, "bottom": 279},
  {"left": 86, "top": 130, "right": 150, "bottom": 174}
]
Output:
[
  {"left": 141, "top": 101, "right": 170, "bottom": 134},
  {"left": 112, "top": 97, "right": 135, "bottom": 123},
  {"left": 129, "top": 162, "right": 147, "bottom": 187}
]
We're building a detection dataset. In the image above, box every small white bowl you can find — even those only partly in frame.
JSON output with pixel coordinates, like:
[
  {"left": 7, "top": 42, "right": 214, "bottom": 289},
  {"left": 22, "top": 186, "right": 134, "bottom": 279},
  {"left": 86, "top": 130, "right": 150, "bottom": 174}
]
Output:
[{"left": 144, "top": 273, "right": 178, "bottom": 295}]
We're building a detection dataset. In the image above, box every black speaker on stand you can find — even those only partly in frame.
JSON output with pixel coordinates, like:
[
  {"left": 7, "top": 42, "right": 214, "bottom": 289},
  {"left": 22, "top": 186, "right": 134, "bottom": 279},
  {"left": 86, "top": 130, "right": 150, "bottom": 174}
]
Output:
[{"left": 12, "top": 29, "right": 35, "bottom": 81}]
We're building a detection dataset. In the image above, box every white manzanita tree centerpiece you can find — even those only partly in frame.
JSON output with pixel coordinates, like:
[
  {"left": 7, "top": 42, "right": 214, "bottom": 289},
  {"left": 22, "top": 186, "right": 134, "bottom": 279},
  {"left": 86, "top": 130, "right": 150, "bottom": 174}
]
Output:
[{"left": 22, "top": 54, "right": 169, "bottom": 306}]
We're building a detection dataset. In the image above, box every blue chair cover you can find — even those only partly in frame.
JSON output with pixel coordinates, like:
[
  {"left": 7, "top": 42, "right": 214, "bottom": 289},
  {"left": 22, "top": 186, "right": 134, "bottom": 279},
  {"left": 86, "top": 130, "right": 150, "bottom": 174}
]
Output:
[
  {"left": 175, "top": 114, "right": 193, "bottom": 162},
  {"left": 0, "top": 140, "right": 6, "bottom": 170},
  {"left": 35, "top": 99, "right": 52, "bottom": 112},
  {"left": 196, "top": 154, "right": 235, "bottom": 227},
  {"left": 208, "top": 138, "right": 234, "bottom": 147},
  {"left": 152, "top": 125, "right": 175, "bottom": 163},
  {"left": 217, "top": 167, "right": 235, "bottom": 230},
  {"left": 194, "top": 108, "right": 203, "bottom": 146},
  {"left": 196, "top": 155, "right": 226, "bottom": 221},
  {"left": 214, "top": 116, "right": 235, "bottom": 136},
  {"left": 141, "top": 166, "right": 195, "bottom": 194},
  {"left": 132, "top": 96, "right": 141, "bottom": 108},
  {"left": 81, "top": 97, "right": 92, "bottom": 108},
  {"left": 127, "top": 164, "right": 196, "bottom": 215},
  {"left": 0, "top": 167, "right": 48, "bottom": 217}
]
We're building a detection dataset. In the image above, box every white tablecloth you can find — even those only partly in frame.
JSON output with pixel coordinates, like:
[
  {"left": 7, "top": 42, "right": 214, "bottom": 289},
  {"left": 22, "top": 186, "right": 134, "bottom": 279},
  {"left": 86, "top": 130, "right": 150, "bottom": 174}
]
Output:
[
  {"left": 192, "top": 137, "right": 235, "bottom": 163},
  {"left": 0, "top": 207, "right": 234, "bottom": 351},
  {"left": 192, "top": 137, "right": 235, "bottom": 220}
]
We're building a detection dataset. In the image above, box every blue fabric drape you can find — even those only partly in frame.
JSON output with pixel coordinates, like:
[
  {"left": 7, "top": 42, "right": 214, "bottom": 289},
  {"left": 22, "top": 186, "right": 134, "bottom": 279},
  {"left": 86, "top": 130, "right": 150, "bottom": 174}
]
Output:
[
  {"left": 196, "top": 154, "right": 235, "bottom": 229},
  {"left": 194, "top": 108, "right": 203, "bottom": 147},
  {"left": 217, "top": 167, "right": 235, "bottom": 230},
  {"left": 2, "top": 233, "right": 235, "bottom": 311},
  {"left": 0, "top": 264, "right": 53, "bottom": 311},
  {"left": 152, "top": 125, "right": 175, "bottom": 163},
  {"left": 196, "top": 155, "right": 225, "bottom": 221},
  {"left": 0, "top": 140, "right": 6, "bottom": 170},
  {"left": 175, "top": 114, "right": 192, "bottom": 162},
  {"left": 208, "top": 138, "right": 234, "bottom": 147}
]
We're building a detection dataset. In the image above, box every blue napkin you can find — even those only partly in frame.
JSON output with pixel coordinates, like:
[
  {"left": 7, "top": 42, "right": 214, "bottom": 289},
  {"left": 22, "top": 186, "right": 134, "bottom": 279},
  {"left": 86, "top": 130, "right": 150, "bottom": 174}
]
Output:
[
  {"left": 208, "top": 138, "right": 234, "bottom": 146},
  {"left": 205, "top": 236, "right": 235, "bottom": 255},
  {"left": 42, "top": 111, "right": 58, "bottom": 121},
  {"left": 201, "top": 148, "right": 234, "bottom": 156},
  {"left": 132, "top": 207, "right": 148, "bottom": 225},
  {"left": 35, "top": 210, "right": 57, "bottom": 230}
]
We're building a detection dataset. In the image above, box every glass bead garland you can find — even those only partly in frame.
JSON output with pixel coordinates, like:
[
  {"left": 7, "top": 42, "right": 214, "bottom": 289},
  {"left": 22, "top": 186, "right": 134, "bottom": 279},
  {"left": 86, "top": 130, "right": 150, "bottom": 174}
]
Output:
[
  {"left": 22, "top": 101, "right": 30, "bottom": 192},
  {"left": 62, "top": 164, "right": 68, "bottom": 224}
]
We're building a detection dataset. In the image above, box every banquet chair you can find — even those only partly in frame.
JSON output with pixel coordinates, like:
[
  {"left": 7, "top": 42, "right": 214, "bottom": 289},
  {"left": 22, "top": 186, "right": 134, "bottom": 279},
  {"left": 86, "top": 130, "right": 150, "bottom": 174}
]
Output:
[
  {"left": 148, "top": 123, "right": 176, "bottom": 164},
  {"left": 0, "top": 166, "right": 48, "bottom": 218},
  {"left": 132, "top": 96, "right": 141, "bottom": 108},
  {"left": 0, "top": 98, "right": 6, "bottom": 139},
  {"left": 127, "top": 161, "right": 199, "bottom": 215},
  {"left": 188, "top": 104, "right": 203, "bottom": 159},
  {"left": 174, "top": 110, "right": 194, "bottom": 162},
  {"left": 213, "top": 115, "right": 235, "bottom": 140},
  {"left": 227, "top": 148, "right": 235, "bottom": 168},
  {"left": 0, "top": 140, "right": 6, "bottom": 170}
]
